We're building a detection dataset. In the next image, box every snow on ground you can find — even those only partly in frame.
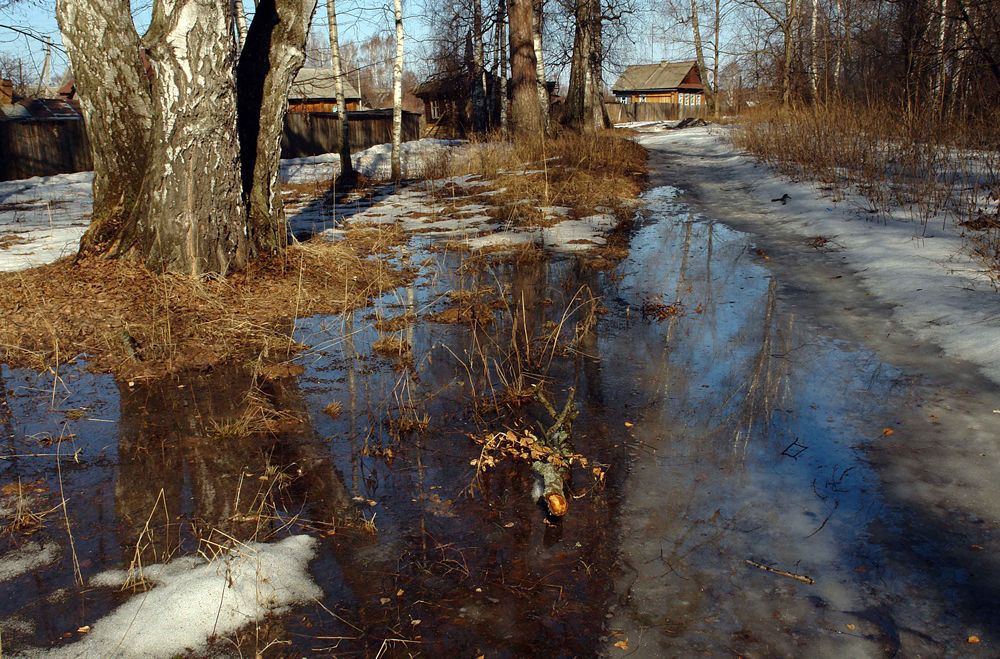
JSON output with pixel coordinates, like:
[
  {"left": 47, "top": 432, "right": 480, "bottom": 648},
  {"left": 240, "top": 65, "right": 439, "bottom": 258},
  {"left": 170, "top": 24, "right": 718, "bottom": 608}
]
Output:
[
  {"left": 0, "top": 140, "right": 463, "bottom": 273},
  {"left": 0, "top": 541, "right": 60, "bottom": 583},
  {"left": 33, "top": 535, "right": 320, "bottom": 658},
  {"left": 0, "top": 171, "right": 93, "bottom": 272},
  {"left": 639, "top": 126, "right": 1000, "bottom": 386},
  {"left": 613, "top": 120, "right": 680, "bottom": 130},
  {"left": 280, "top": 138, "right": 463, "bottom": 184}
]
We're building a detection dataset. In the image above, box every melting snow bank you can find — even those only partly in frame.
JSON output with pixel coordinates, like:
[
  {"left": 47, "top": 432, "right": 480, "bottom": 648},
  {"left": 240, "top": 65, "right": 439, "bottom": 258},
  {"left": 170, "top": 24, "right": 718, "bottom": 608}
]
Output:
[
  {"left": 280, "top": 138, "right": 463, "bottom": 184},
  {"left": 639, "top": 127, "right": 1000, "bottom": 385},
  {"left": 30, "top": 535, "right": 320, "bottom": 658},
  {"left": 0, "top": 140, "right": 463, "bottom": 272}
]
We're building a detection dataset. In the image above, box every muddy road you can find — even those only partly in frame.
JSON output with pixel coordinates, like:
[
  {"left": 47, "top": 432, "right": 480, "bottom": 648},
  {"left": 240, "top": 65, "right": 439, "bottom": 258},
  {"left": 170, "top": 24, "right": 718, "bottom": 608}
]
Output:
[{"left": 1, "top": 137, "right": 998, "bottom": 657}]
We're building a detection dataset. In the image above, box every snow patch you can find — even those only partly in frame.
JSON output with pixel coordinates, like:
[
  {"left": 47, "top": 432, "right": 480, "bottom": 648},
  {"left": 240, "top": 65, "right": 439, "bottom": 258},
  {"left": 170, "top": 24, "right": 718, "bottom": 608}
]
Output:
[
  {"left": 638, "top": 127, "right": 1000, "bottom": 385},
  {"left": 33, "top": 535, "right": 321, "bottom": 658},
  {"left": 0, "top": 541, "right": 60, "bottom": 583}
]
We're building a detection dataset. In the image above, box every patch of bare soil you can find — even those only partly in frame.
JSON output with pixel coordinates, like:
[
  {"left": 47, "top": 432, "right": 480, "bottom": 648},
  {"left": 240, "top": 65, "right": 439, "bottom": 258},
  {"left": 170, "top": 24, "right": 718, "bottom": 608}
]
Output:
[
  {"left": 0, "top": 239, "right": 410, "bottom": 379},
  {"left": 0, "top": 233, "right": 30, "bottom": 250}
]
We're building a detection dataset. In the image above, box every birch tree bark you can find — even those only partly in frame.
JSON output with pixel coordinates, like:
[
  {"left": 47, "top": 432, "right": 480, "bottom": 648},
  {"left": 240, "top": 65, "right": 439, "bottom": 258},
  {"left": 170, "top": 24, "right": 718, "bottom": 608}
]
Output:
[
  {"left": 809, "top": 0, "right": 818, "bottom": 103},
  {"left": 391, "top": 0, "right": 404, "bottom": 180},
  {"left": 498, "top": 0, "right": 509, "bottom": 133},
  {"left": 471, "top": 0, "right": 488, "bottom": 132},
  {"left": 59, "top": 0, "right": 317, "bottom": 275},
  {"left": 327, "top": 0, "right": 355, "bottom": 181},
  {"left": 532, "top": 0, "right": 549, "bottom": 127}
]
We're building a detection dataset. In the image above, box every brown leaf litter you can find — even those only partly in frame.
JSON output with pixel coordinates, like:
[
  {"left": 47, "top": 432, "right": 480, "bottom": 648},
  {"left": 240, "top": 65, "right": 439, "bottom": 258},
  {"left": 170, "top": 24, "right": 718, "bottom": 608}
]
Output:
[{"left": 0, "top": 238, "right": 410, "bottom": 379}]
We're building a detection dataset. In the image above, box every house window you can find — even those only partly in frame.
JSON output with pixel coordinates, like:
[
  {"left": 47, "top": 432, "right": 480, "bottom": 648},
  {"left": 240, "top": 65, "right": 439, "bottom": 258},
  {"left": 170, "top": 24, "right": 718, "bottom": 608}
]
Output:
[{"left": 430, "top": 100, "right": 440, "bottom": 119}]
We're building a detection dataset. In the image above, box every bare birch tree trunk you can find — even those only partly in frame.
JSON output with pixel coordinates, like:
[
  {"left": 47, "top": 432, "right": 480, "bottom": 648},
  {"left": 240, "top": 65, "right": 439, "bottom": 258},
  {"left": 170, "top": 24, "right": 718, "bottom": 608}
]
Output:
[
  {"left": 233, "top": 0, "right": 248, "bottom": 51},
  {"left": 391, "top": 0, "right": 404, "bottom": 180},
  {"left": 809, "top": 0, "right": 819, "bottom": 102},
  {"left": 508, "top": 0, "right": 543, "bottom": 135},
  {"left": 832, "top": 0, "right": 842, "bottom": 97},
  {"left": 532, "top": 0, "right": 549, "bottom": 127},
  {"left": 327, "top": 0, "right": 354, "bottom": 181},
  {"left": 498, "top": 0, "right": 509, "bottom": 133},
  {"left": 237, "top": 0, "right": 319, "bottom": 257},
  {"left": 60, "top": 0, "right": 317, "bottom": 275},
  {"left": 933, "top": 0, "right": 947, "bottom": 113},
  {"left": 471, "top": 0, "right": 488, "bottom": 132}
]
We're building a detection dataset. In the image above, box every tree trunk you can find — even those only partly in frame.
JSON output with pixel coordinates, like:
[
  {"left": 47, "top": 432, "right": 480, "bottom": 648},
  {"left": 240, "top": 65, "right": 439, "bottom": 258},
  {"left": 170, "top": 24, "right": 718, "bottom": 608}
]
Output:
[
  {"left": 498, "top": 0, "right": 509, "bottom": 133},
  {"left": 391, "top": 0, "right": 404, "bottom": 180},
  {"left": 809, "top": 0, "right": 818, "bottom": 102},
  {"left": 713, "top": 0, "right": 721, "bottom": 118},
  {"left": 233, "top": 0, "right": 248, "bottom": 52},
  {"left": 237, "top": 0, "right": 318, "bottom": 258},
  {"left": 471, "top": 0, "right": 488, "bottom": 132},
  {"left": 783, "top": 0, "right": 797, "bottom": 106},
  {"left": 56, "top": 0, "right": 152, "bottom": 259},
  {"left": 327, "top": 0, "right": 355, "bottom": 181},
  {"left": 532, "top": 0, "right": 549, "bottom": 127},
  {"left": 60, "top": 0, "right": 316, "bottom": 275},
  {"left": 564, "top": 0, "right": 605, "bottom": 131},
  {"left": 508, "top": 0, "right": 543, "bottom": 135},
  {"left": 690, "top": 0, "right": 717, "bottom": 115}
]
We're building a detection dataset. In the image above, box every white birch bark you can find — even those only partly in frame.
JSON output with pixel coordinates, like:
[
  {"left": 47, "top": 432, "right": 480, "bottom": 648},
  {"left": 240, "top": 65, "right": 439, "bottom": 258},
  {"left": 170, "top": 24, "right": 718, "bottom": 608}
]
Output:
[{"left": 391, "top": 0, "right": 404, "bottom": 180}]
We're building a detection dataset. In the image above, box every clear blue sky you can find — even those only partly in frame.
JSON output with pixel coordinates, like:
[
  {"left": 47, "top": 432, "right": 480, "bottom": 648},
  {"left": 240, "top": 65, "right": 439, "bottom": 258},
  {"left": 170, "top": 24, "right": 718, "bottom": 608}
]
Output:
[{"left": 0, "top": 0, "right": 695, "bottom": 89}]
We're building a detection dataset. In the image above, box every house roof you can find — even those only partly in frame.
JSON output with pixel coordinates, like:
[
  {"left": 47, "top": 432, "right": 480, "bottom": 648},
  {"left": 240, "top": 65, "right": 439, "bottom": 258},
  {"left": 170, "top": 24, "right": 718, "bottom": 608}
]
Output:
[
  {"left": 289, "top": 68, "right": 360, "bottom": 101},
  {"left": 612, "top": 60, "right": 701, "bottom": 92},
  {"left": 0, "top": 98, "right": 81, "bottom": 121}
]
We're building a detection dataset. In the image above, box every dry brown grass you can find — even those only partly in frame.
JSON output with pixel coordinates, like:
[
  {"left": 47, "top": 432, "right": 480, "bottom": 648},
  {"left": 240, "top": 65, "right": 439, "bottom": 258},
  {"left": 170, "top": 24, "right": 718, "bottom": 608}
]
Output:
[
  {"left": 0, "top": 240, "right": 410, "bottom": 379},
  {"left": 734, "top": 103, "right": 1000, "bottom": 275},
  {"left": 434, "top": 130, "right": 647, "bottom": 229}
]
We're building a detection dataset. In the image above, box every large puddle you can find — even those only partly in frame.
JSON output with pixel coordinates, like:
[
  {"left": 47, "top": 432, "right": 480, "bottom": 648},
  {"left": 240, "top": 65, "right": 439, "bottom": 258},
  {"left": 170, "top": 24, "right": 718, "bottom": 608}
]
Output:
[{"left": 0, "top": 185, "right": 994, "bottom": 655}]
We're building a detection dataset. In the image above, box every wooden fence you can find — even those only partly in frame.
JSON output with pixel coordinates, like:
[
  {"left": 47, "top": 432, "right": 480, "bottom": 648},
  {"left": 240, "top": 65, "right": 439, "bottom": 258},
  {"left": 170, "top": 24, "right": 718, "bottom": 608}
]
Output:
[
  {"left": 0, "top": 119, "right": 93, "bottom": 181},
  {"left": 280, "top": 110, "right": 422, "bottom": 159},
  {"left": 605, "top": 102, "right": 708, "bottom": 124},
  {"left": 0, "top": 110, "right": 423, "bottom": 181}
]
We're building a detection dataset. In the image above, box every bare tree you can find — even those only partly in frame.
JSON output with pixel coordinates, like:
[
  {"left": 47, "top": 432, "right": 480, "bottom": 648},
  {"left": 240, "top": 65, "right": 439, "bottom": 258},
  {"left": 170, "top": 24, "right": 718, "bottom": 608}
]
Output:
[
  {"left": 327, "top": 0, "right": 354, "bottom": 182},
  {"left": 391, "top": 0, "right": 405, "bottom": 180},
  {"left": 508, "top": 0, "right": 544, "bottom": 134},
  {"left": 58, "top": 0, "right": 317, "bottom": 275}
]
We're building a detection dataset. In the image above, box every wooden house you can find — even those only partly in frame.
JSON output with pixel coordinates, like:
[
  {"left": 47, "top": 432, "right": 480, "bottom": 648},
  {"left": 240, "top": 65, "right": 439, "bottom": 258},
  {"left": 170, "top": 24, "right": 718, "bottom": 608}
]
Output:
[
  {"left": 287, "top": 68, "right": 362, "bottom": 114},
  {"left": 612, "top": 60, "right": 705, "bottom": 108}
]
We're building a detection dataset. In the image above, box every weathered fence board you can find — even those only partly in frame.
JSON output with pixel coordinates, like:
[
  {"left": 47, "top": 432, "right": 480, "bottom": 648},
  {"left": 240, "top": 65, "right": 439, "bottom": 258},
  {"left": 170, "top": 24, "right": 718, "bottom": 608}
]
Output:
[
  {"left": 605, "top": 102, "right": 707, "bottom": 124},
  {"left": 1, "top": 110, "right": 423, "bottom": 181},
  {"left": 280, "top": 110, "right": 422, "bottom": 159},
  {"left": 0, "top": 119, "right": 93, "bottom": 181}
]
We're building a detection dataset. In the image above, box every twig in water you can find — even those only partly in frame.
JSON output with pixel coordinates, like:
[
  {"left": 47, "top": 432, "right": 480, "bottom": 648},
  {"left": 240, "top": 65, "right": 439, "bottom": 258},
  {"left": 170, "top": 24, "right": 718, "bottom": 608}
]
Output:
[{"left": 744, "top": 559, "right": 815, "bottom": 585}]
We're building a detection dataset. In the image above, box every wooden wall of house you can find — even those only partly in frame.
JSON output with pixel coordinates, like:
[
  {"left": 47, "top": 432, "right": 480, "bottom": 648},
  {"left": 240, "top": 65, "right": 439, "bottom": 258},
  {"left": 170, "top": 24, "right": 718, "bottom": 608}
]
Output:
[
  {"left": 1, "top": 111, "right": 422, "bottom": 181},
  {"left": 288, "top": 100, "right": 361, "bottom": 113},
  {"left": 280, "top": 110, "right": 422, "bottom": 159},
  {"left": 605, "top": 101, "right": 707, "bottom": 123},
  {"left": 0, "top": 119, "right": 93, "bottom": 181}
]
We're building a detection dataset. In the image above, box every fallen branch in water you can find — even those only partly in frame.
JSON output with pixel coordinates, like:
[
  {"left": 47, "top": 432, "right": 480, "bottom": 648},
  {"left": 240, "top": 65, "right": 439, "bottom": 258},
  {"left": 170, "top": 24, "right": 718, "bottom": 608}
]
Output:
[{"left": 744, "top": 559, "right": 815, "bottom": 585}]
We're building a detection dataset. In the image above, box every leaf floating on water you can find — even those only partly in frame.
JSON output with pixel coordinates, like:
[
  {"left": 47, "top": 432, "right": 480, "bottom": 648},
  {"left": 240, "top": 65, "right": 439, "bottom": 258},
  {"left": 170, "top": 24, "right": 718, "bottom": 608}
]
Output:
[
  {"left": 624, "top": 421, "right": 634, "bottom": 428},
  {"left": 881, "top": 427, "right": 894, "bottom": 436},
  {"left": 968, "top": 635, "right": 981, "bottom": 644},
  {"left": 846, "top": 623, "right": 857, "bottom": 631},
  {"left": 379, "top": 597, "right": 391, "bottom": 605},
  {"left": 614, "top": 640, "right": 629, "bottom": 650}
]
